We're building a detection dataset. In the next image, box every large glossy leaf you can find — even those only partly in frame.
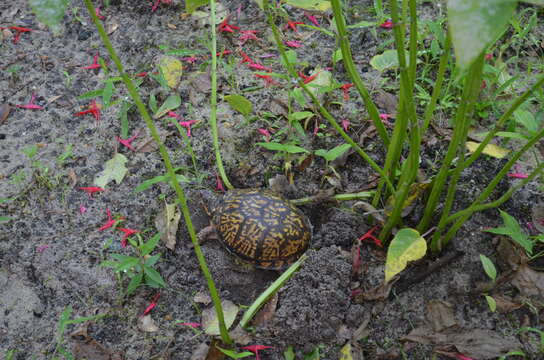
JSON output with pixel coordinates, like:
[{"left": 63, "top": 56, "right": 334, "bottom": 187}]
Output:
[
  {"left": 448, "top": 0, "right": 517, "bottom": 69},
  {"left": 385, "top": 228, "right": 427, "bottom": 282}
]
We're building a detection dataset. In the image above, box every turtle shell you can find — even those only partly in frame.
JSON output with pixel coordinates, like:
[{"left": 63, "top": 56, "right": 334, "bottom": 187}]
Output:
[{"left": 212, "top": 189, "right": 311, "bottom": 270}]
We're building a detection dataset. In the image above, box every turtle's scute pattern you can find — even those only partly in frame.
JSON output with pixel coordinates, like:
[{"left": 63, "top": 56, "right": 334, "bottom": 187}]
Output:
[{"left": 212, "top": 189, "right": 311, "bottom": 269}]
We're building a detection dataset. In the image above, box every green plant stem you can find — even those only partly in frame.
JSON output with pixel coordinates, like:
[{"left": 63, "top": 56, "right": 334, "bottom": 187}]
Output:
[
  {"left": 422, "top": 30, "right": 451, "bottom": 133},
  {"left": 83, "top": 0, "right": 232, "bottom": 345},
  {"left": 210, "top": 0, "right": 233, "bottom": 190},
  {"left": 263, "top": 0, "right": 395, "bottom": 194},
  {"left": 290, "top": 191, "right": 374, "bottom": 206},
  {"left": 407, "top": 0, "right": 417, "bottom": 87},
  {"left": 378, "top": 0, "right": 421, "bottom": 242},
  {"left": 331, "top": 0, "right": 389, "bottom": 148},
  {"left": 417, "top": 55, "right": 485, "bottom": 233}
]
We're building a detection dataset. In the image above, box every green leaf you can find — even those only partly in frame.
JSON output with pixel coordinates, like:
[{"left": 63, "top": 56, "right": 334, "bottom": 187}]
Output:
[
  {"left": 513, "top": 109, "right": 538, "bottom": 134},
  {"left": 126, "top": 271, "right": 143, "bottom": 295},
  {"left": 144, "top": 254, "right": 161, "bottom": 267},
  {"left": 385, "top": 228, "right": 427, "bottom": 282},
  {"left": 347, "top": 20, "right": 376, "bottom": 29},
  {"left": 115, "top": 257, "right": 140, "bottom": 272},
  {"left": 29, "top": 0, "right": 69, "bottom": 34},
  {"left": 280, "top": 50, "right": 298, "bottom": 68},
  {"left": 0, "top": 216, "right": 12, "bottom": 222},
  {"left": 159, "top": 56, "right": 183, "bottom": 89},
  {"left": 216, "top": 347, "right": 254, "bottom": 359},
  {"left": 479, "top": 254, "right": 497, "bottom": 281},
  {"left": 94, "top": 153, "right": 128, "bottom": 188},
  {"left": 224, "top": 94, "right": 253, "bottom": 116},
  {"left": 485, "top": 295, "right": 497, "bottom": 312},
  {"left": 141, "top": 233, "right": 161, "bottom": 256},
  {"left": 484, "top": 210, "right": 533, "bottom": 254},
  {"left": 283, "top": 0, "right": 331, "bottom": 11},
  {"left": 185, "top": 0, "right": 208, "bottom": 13},
  {"left": 284, "top": 346, "right": 296, "bottom": 360},
  {"left": 339, "top": 343, "right": 353, "bottom": 360},
  {"left": 134, "top": 173, "right": 189, "bottom": 192},
  {"left": 102, "top": 80, "right": 115, "bottom": 107},
  {"left": 143, "top": 265, "right": 167, "bottom": 288},
  {"left": 149, "top": 93, "right": 158, "bottom": 114},
  {"left": 22, "top": 144, "right": 39, "bottom": 159},
  {"left": 289, "top": 111, "right": 315, "bottom": 121},
  {"left": 291, "top": 88, "right": 307, "bottom": 107},
  {"left": 448, "top": 0, "right": 517, "bottom": 69},
  {"left": 78, "top": 89, "right": 103, "bottom": 100},
  {"left": 314, "top": 143, "right": 351, "bottom": 162},
  {"left": 154, "top": 95, "right": 181, "bottom": 118},
  {"left": 257, "top": 142, "right": 310, "bottom": 154},
  {"left": 306, "top": 69, "right": 334, "bottom": 96},
  {"left": 370, "top": 49, "right": 409, "bottom": 72}
]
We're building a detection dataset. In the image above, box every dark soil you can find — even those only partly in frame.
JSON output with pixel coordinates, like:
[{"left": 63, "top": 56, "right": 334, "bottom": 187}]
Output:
[{"left": 1, "top": 1, "right": 543, "bottom": 359}]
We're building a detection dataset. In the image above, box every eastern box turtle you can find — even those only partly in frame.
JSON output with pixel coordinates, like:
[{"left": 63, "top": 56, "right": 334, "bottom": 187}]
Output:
[{"left": 204, "top": 189, "right": 311, "bottom": 270}]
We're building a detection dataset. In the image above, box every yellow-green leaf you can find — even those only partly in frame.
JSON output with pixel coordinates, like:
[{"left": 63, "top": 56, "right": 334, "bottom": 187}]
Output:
[
  {"left": 159, "top": 56, "right": 183, "bottom": 89},
  {"left": 339, "top": 343, "right": 353, "bottom": 360},
  {"left": 466, "top": 141, "right": 510, "bottom": 159},
  {"left": 385, "top": 228, "right": 427, "bottom": 283},
  {"left": 225, "top": 94, "right": 253, "bottom": 116},
  {"left": 185, "top": 0, "right": 208, "bottom": 14},
  {"left": 283, "top": 0, "right": 331, "bottom": 11},
  {"left": 202, "top": 300, "right": 238, "bottom": 335},
  {"left": 94, "top": 153, "right": 128, "bottom": 188}
]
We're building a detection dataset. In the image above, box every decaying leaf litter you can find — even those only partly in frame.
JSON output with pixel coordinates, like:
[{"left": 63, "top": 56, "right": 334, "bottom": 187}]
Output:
[{"left": 1, "top": 0, "right": 543, "bottom": 359}]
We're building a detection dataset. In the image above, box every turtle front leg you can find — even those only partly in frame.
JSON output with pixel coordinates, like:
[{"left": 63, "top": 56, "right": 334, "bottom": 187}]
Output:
[{"left": 197, "top": 225, "right": 219, "bottom": 243}]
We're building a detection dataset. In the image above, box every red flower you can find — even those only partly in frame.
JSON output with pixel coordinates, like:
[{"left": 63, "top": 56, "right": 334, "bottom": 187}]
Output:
[
  {"left": 341, "top": 119, "right": 350, "bottom": 132},
  {"left": 218, "top": 16, "right": 240, "bottom": 33},
  {"left": 248, "top": 62, "right": 273, "bottom": 72},
  {"left": 284, "top": 40, "right": 303, "bottom": 48},
  {"left": 151, "top": 0, "right": 172, "bottom": 12},
  {"left": 340, "top": 83, "right": 354, "bottom": 100},
  {"left": 118, "top": 227, "right": 138, "bottom": 248},
  {"left": 239, "top": 50, "right": 254, "bottom": 64},
  {"left": 80, "top": 186, "right": 105, "bottom": 198},
  {"left": 305, "top": 13, "right": 319, "bottom": 27},
  {"left": 181, "top": 56, "right": 198, "bottom": 64},
  {"left": 82, "top": 53, "right": 102, "bottom": 70},
  {"left": 98, "top": 208, "right": 125, "bottom": 231},
  {"left": 255, "top": 73, "right": 278, "bottom": 87},
  {"left": 95, "top": 7, "right": 105, "bottom": 20},
  {"left": 2, "top": 26, "right": 33, "bottom": 43},
  {"left": 379, "top": 19, "right": 393, "bottom": 29},
  {"left": 298, "top": 71, "right": 318, "bottom": 84},
  {"left": 178, "top": 322, "right": 201, "bottom": 328},
  {"left": 358, "top": 226, "right": 382, "bottom": 247},
  {"left": 16, "top": 93, "right": 43, "bottom": 110},
  {"left": 285, "top": 20, "right": 304, "bottom": 32},
  {"left": 240, "top": 345, "right": 273, "bottom": 360},
  {"left": 258, "top": 128, "right": 271, "bottom": 142},
  {"left": 179, "top": 120, "right": 198, "bottom": 137},
  {"left": 74, "top": 100, "right": 101, "bottom": 123},
  {"left": 142, "top": 293, "right": 160, "bottom": 315},
  {"left": 135, "top": 72, "right": 148, "bottom": 77},
  {"left": 117, "top": 132, "right": 140, "bottom": 151},
  {"left": 239, "top": 30, "right": 260, "bottom": 45},
  {"left": 215, "top": 173, "right": 225, "bottom": 192}
]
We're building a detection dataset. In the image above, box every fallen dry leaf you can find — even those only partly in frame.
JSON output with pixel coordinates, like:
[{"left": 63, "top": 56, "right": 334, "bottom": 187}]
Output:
[
  {"left": 512, "top": 263, "right": 544, "bottom": 301},
  {"left": 426, "top": 300, "right": 457, "bottom": 332},
  {"left": 106, "top": 21, "right": 119, "bottom": 35},
  {"left": 252, "top": 293, "right": 278, "bottom": 327},
  {"left": 193, "top": 291, "right": 212, "bottom": 305},
  {"left": 138, "top": 314, "right": 159, "bottom": 332},
  {"left": 355, "top": 280, "right": 394, "bottom": 302},
  {"left": 496, "top": 237, "right": 528, "bottom": 270},
  {"left": 70, "top": 328, "right": 123, "bottom": 360},
  {"left": 532, "top": 202, "right": 544, "bottom": 233},
  {"left": 374, "top": 90, "right": 398, "bottom": 115},
  {"left": 492, "top": 294, "right": 523, "bottom": 313},
  {"left": 0, "top": 104, "right": 11, "bottom": 125},
  {"left": 229, "top": 325, "right": 252, "bottom": 345},
  {"left": 155, "top": 202, "right": 181, "bottom": 250},
  {"left": 190, "top": 342, "right": 209, "bottom": 360}
]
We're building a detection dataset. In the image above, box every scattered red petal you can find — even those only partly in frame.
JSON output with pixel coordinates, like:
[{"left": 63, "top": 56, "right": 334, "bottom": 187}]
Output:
[
  {"left": 82, "top": 53, "right": 102, "bottom": 70},
  {"left": 178, "top": 322, "right": 201, "bottom": 328},
  {"left": 74, "top": 100, "right": 101, "bottom": 123},
  {"left": 304, "top": 13, "right": 319, "bottom": 27},
  {"left": 351, "top": 288, "right": 363, "bottom": 298},
  {"left": 218, "top": 15, "right": 240, "bottom": 33},
  {"left": 151, "top": 0, "right": 172, "bottom": 12},
  {"left": 485, "top": 53, "right": 493, "bottom": 61},
  {"left": 16, "top": 93, "right": 43, "bottom": 110},
  {"left": 299, "top": 71, "right": 318, "bottom": 84},
  {"left": 217, "top": 49, "right": 232, "bottom": 57},
  {"left": 36, "top": 244, "right": 50, "bottom": 253},
  {"left": 341, "top": 119, "right": 350, "bottom": 132},
  {"left": 507, "top": 172, "right": 529, "bottom": 179},
  {"left": 285, "top": 20, "right": 304, "bottom": 32},
  {"left": 313, "top": 118, "right": 319, "bottom": 136},
  {"left": 258, "top": 128, "right": 271, "bottom": 142},
  {"left": 181, "top": 56, "right": 198, "bottom": 64},
  {"left": 79, "top": 205, "right": 87, "bottom": 215},
  {"left": 99, "top": 208, "right": 125, "bottom": 231},
  {"left": 142, "top": 293, "right": 160, "bottom": 316},
  {"left": 481, "top": 80, "right": 487, "bottom": 90},
  {"left": 379, "top": 113, "right": 393, "bottom": 120},
  {"left": 358, "top": 226, "right": 382, "bottom": 247},
  {"left": 255, "top": 73, "right": 278, "bottom": 87},
  {"left": 248, "top": 62, "right": 273, "bottom": 72},
  {"left": 239, "top": 30, "right": 260, "bottom": 45},
  {"left": 95, "top": 7, "right": 105, "bottom": 20},
  {"left": 352, "top": 244, "right": 362, "bottom": 276},
  {"left": 215, "top": 173, "right": 225, "bottom": 193},
  {"left": 79, "top": 186, "right": 105, "bottom": 198},
  {"left": 135, "top": 72, "right": 148, "bottom": 77},
  {"left": 240, "top": 345, "right": 273, "bottom": 360},
  {"left": 117, "top": 132, "right": 140, "bottom": 151},
  {"left": 179, "top": 120, "right": 197, "bottom": 137},
  {"left": 284, "top": 40, "right": 303, "bottom": 48},
  {"left": 167, "top": 111, "right": 181, "bottom": 119},
  {"left": 239, "top": 50, "right": 254, "bottom": 64},
  {"left": 379, "top": 19, "right": 394, "bottom": 29},
  {"left": 117, "top": 227, "right": 138, "bottom": 248},
  {"left": 8, "top": 26, "right": 32, "bottom": 44},
  {"left": 340, "top": 83, "right": 354, "bottom": 100}
]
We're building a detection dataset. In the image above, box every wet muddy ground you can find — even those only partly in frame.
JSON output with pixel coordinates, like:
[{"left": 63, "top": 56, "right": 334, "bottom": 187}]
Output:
[{"left": 1, "top": 1, "right": 543, "bottom": 359}]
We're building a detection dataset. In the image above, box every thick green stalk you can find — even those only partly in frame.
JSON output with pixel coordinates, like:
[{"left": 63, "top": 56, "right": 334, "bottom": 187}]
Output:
[
  {"left": 433, "top": 127, "right": 544, "bottom": 252},
  {"left": 407, "top": 0, "right": 418, "bottom": 87},
  {"left": 263, "top": 0, "right": 396, "bottom": 194},
  {"left": 330, "top": 0, "right": 389, "bottom": 148},
  {"left": 83, "top": 0, "right": 232, "bottom": 344},
  {"left": 210, "top": 0, "right": 233, "bottom": 190},
  {"left": 417, "top": 55, "right": 485, "bottom": 233},
  {"left": 422, "top": 31, "right": 451, "bottom": 133}
]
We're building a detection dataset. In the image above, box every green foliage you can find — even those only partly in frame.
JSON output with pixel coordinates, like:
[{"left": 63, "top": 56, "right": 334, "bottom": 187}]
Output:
[
  {"left": 315, "top": 143, "right": 351, "bottom": 162},
  {"left": 216, "top": 347, "right": 254, "bottom": 359},
  {"left": 257, "top": 142, "right": 310, "bottom": 154},
  {"left": 479, "top": 254, "right": 497, "bottom": 281},
  {"left": 185, "top": 0, "right": 208, "bottom": 14},
  {"left": 94, "top": 153, "right": 128, "bottom": 188},
  {"left": 154, "top": 94, "right": 181, "bottom": 118},
  {"left": 225, "top": 94, "right": 253, "bottom": 116},
  {"left": 101, "top": 233, "right": 166, "bottom": 295},
  {"left": 484, "top": 210, "right": 534, "bottom": 255},
  {"left": 29, "top": 0, "right": 69, "bottom": 34},
  {"left": 385, "top": 229, "right": 427, "bottom": 282}
]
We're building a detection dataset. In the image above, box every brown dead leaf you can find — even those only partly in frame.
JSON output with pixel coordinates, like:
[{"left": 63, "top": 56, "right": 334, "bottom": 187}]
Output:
[
  {"left": 106, "top": 21, "right": 119, "bottom": 35},
  {"left": 138, "top": 314, "right": 159, "bottom": 332},
  {"left": 229, "top": 325, "right": 252, "bottom": 345},
  {"left": 267, "top": 174, "right": 292, "bottom": 195},
  {"left": 496, "top": 237, "right": 528, "bottom": 270},
  {"left": 296, "top": 153, "right": 314, "bottom": 172},
  {"left": 426, "top": 300, "right": 457, "bottom": 332},
  {"left": 193, "top": 291, "right": 212, "bottom": 305},
  {"left": 353, "top": 201, "right": 385, "bottom": 224},
  {"left": 403, "top": 327, "right": 521, "bottom": 359},
  {"left": 71, "top": 328, "right": 123, "bottom": 360},
  {"left": 269, "top": 97, "right": 289, "bottom": 117},
  {"left": 512, "top": 263, "right": 544, "bottom": 300},
  {"left": 155, "top": 202, "right": 181, "bottom": 250},
  {"left": 492, "top": 294, "right": 523, "bottom": 313},
  {"left": 167, "top": 23, "right": 177, "bottom": 29},
  {"left": 205, "top": 339, "right": 226, "bottom": 360},
  {"left": 356, "top": 280, "right": 395, "bottom": 302},
  {"left": 532, "top": 202, "right": 544, "bottom": 233},
  {"left": 252, "top": 293, "right": 278, "bottom": 327},
  {"left": 190, "top": 342, "right": 209, "bottom": 360},
  {"left": 351, "top": 312, "right": 371, "bottom": 341},
  {"left": 67, "top": 169, "right": 78, "bottom": 187},
  {"left": 135, "top": 129, "right": 172, "bottom": 153},
  {"left": 0, "top": 104, "right": 11, "bottom": 124},
  {"left": 374, "top": 90, "right": 398, "bottom": 115},
  {"left": 189, "top": 72, "right": 212, "bottom": 94}
]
